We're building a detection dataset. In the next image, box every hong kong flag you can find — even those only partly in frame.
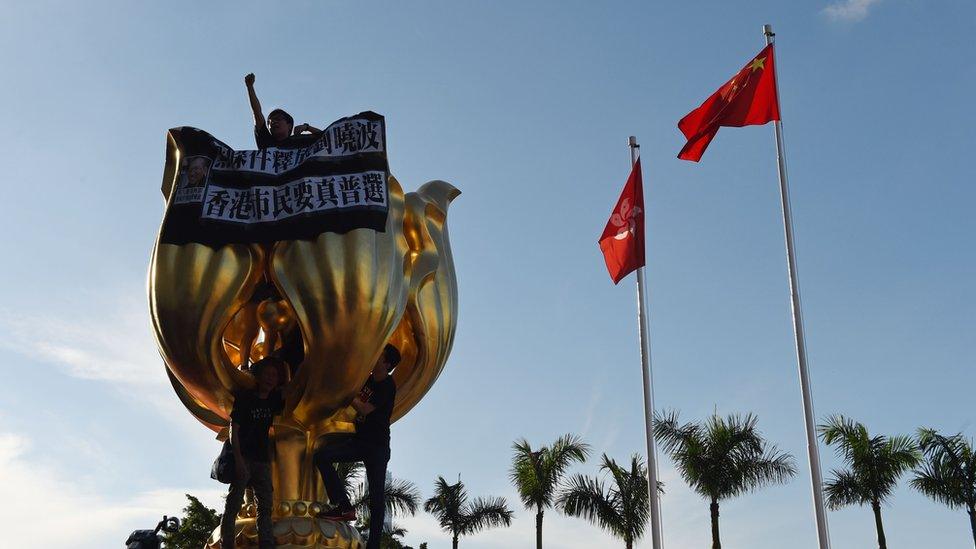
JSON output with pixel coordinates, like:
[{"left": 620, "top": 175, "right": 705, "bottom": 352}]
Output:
[
  {"left": 599, "top": 158, "right": 645, "bottom": 284},
  {"left": 678, "top": 44, "right": 780, "bottom": 161}
]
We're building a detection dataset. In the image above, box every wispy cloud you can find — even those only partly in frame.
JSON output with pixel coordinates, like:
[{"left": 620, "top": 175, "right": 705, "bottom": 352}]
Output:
[
  {"left": 0, "top": 295, "right": 161, "bottom": 386},
  {"left": 823, "top": 0, "right": 883, "bottom": 22},
  {"left": 0, "top": 431, "right": 222, "bottom": 549},
  {"left": 0, "top": 292, "right": 188, "bottom": 419},
  {"left": 578, "top": 383, "right": 603, "bottom": 438}
]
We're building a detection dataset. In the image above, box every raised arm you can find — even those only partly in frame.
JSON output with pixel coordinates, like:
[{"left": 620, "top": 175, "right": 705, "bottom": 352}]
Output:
[
  {"left": 244, "top": 73, "right": 265, "bottom": 127},
  {"left": 295, "top": 123, "right": 322, "bottom": 134}
]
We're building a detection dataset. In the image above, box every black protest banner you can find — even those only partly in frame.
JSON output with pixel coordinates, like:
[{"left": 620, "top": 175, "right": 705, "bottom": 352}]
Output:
[{"left": 159, "top": 111, "right": 389, "bottom": 246}]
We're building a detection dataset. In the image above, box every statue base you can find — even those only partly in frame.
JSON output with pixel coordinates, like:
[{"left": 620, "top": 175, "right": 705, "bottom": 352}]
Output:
[{"left": 208, "top": 513, "right": 363, "bottom": 548}]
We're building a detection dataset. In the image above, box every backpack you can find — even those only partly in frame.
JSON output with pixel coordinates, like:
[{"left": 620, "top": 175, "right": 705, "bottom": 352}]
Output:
[{"left": 211, "top": 440, "right": 235, "bottom": 484}]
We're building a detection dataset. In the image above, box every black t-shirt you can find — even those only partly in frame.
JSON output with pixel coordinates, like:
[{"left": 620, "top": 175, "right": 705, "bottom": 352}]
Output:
[
  {"left": 254, "top": 123, "right": 320, "bottom": 150},
  {"left": 358, "top": 376, "right": 396, "bottom": 445},
  {"left": 231, "top": 389, "right": 285, "bottom": 462}
]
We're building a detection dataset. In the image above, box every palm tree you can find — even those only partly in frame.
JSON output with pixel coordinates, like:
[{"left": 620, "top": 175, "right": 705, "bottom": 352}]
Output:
[
  {"left": 423, "top": 475, "right": 513, "bottom": 548},
  {"left": 910, "top": 428, "right": 976, "bottom": 545},
  {"left": 557, "top": 454, "right": 650, "bottom": 549},
  {"left": 654, "top": 411, "right": 796, "bottom": 549},
  {"left": 336, "top": 462, "right": 421, "bottom": 531},
  {"left": 336, "top": 461, "right": 363, "bottom": 497},
  {"left": 510, "top": 433, "right": 590, "bottom": 549},
  {"left": 818, "top": 415, "right": 920, "bottom": 549},
  {"left": 351, "top": 474, "right": 421, "bottom": 525}
]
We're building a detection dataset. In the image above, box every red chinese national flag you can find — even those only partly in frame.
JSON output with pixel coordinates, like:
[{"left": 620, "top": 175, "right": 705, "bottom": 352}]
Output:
[
  {"left": 678, "top": 44, "right": 780, "bottom": 162},
  {"left": 599, "top": 158, "right": 645, "bottom": 284}
]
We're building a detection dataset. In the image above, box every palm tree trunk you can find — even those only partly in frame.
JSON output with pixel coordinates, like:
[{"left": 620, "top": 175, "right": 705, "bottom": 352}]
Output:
[
  {"left": 967, "top": 506, "right": 976, "bottom": 547},
  {"left": 871, "top": 500, "right": 887, "bottom": 549},
  {"left": 710, "top": 498, "right": 721, "bottom": 549},
  {"left": 453, "top": 534, "right": 459, "bottom": 549},
  {"left": 536, "top": 509, "right": 544, "bottom": 549}
]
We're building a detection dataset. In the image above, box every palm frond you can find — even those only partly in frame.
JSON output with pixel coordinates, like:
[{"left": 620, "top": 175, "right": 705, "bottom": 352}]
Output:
[
  {"left": 911, "top": 460, "right": 966, "bottom": 508},
  {"left": 818, "top": 415, "right": 872, "bottom": 464},
  {"left": 335, "top": 461, "right": 365, "bottom": 495},
  {"left": 558, "top": 453, "right": 650, "bottom": 545},
  {"left": 423, "top": 476, "right": 465, "bottom": 534},
  {"left": 510, "top": 438, "right": 545, "bottom": 510},
  {"left": 558, "top": 472, "right": 622, "bottom": 538},
  {"left": 622, "top": 454, "right": 650, "bottom": 543},
  {"left": 912, "top": 428, "right": 976, "bottom": 509},
  {"left": 547, "top": 434, "right": 591, "bottom": 480},
  {"left": 819, "top": 416, "right": 919, "bottom": 506},
  {"left": 824, "top": 468, "right": 870, "bottom": 510},
  {"left": 734, "top": 444, "right": 797, "bottom": 497},
  {"left": 424, "top": 475, "right": 512, "bottom": 540},
  {"left": 510, "top": 434, "right": 590, "bottom": 512},
  {"left": 461, "top": 496, "right": 514, "bottom": 534},
  {"left": 384, "top": 478, "right": 421, "bottom": 516},
  {"left": 655, "top": 410, "right": 795, "bottom": 502},
  {"left": 653, "top": 409, "right": 702, "bottom": 456},
  {"left": 355, "top": 476, "right": 421, "bottom": 518}
]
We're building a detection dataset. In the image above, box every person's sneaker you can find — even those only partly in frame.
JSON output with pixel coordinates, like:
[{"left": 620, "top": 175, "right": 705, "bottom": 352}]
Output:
[{"left": 316, "top": 506, "right": 357, "bottom": 522}]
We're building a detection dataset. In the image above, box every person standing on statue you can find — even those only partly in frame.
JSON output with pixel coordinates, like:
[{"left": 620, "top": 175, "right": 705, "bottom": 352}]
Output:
[
  {"left": 244, "top": 73, "right": 320, "bottom": 149},
  {"left": 221, "top": 356, "right": 286, "bottom": 549},
  {"left": 314, "top": 344, "right": 400, "bottom": 548}
]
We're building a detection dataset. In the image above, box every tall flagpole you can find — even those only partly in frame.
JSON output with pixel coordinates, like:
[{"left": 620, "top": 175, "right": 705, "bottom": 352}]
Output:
[
  {"left": 629, "top": 136, "right": 664, "bottom": 549},
  {"left": 762, "top": 25, "right": 832, "bottom": 549}
]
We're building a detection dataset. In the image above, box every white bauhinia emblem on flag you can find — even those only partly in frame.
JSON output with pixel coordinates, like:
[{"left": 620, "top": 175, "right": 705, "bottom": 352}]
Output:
[
  {"left": 611, "top": 198, "right": 642, "bottom": 240},
  {"left": 599, "top": 157, "right": 644, "bottom": 285}
]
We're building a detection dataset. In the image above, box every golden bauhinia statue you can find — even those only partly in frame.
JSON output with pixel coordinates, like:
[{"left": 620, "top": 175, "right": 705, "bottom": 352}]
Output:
[{"left": 149, "top": 114, "right": 459, "bottom": 548}]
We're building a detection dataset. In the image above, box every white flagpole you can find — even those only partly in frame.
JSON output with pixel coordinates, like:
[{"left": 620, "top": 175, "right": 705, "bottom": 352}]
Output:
[
  {"left": 762, "top": 24, "right": 832, "bottom": 549},
  {"left": 629, "top": 136, "right": 664, "bottom": 549}
]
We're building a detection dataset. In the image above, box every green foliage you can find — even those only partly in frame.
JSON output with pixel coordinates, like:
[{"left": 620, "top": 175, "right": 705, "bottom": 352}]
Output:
[
  {"left": 163, "top": 494, "right": 221, "bottom": 549},
  {"left": 911, "top": 428, "right": 976, "bottom": 510},
  {"left": 557, "top": 454, "right": 650, "bottom": 548},
  {"left": 510, "top": 433, "right": 590, "bottom": 513},
  {"left": 352, "top": 476, "right": 421, "bottom": 523},
  {"left": 334, "top": 461, "right": 421, "bottom": 527},
  {"left": 332, "top": 463, "right": 425, "bottom": 547},
  {"left": 654, "top": 411, "right": 797, "bottom": 502},
  {"left": 336, "top": 461, "right": 365, "bottom": 496},
  {"left": 818, "top": 415, "right": 920, "bottom": 510},
  {"left": 423, "top": 476, "right": 513, "bottom": 544},
  {"left": 655, "top": 411, "right": 795, "bottom": 549}
]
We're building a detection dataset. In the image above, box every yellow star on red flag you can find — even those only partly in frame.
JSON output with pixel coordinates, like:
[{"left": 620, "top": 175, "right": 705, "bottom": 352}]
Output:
[{"left": 677, "top": 44, "right": 780, "bottom": 161}]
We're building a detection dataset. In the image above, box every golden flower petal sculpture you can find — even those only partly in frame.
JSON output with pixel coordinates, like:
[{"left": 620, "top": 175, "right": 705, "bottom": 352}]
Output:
[{"left": 150, "top": 165, "right": 459, "bottom": 547}]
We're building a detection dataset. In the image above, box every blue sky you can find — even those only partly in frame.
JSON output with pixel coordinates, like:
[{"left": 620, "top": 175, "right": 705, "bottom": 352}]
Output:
[{"left": 1, "top": 1, "right": 974, "bottom": 547}]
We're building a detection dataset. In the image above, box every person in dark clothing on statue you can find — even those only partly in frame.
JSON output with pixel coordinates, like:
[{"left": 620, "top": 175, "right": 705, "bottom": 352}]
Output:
[
  {"left": 245, "top": 73, "right": 320, "bottom": 149},
  {"left": 314, "top": 344, "right": 400, "bottom": 548},
  {"left": 220, "top": 356, "right": 286, "bottom": 549}
]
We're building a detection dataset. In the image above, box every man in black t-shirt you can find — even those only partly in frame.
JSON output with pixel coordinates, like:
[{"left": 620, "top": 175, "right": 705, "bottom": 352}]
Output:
[
  {"left": 220, "top": 357, "right": 286, "bottom": 549},
  {"left": 314, "top": 344, "right": 400, "bottom": 549},
  {"left": 244, "top": 73, "right": 321, "bottom": 149}
]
